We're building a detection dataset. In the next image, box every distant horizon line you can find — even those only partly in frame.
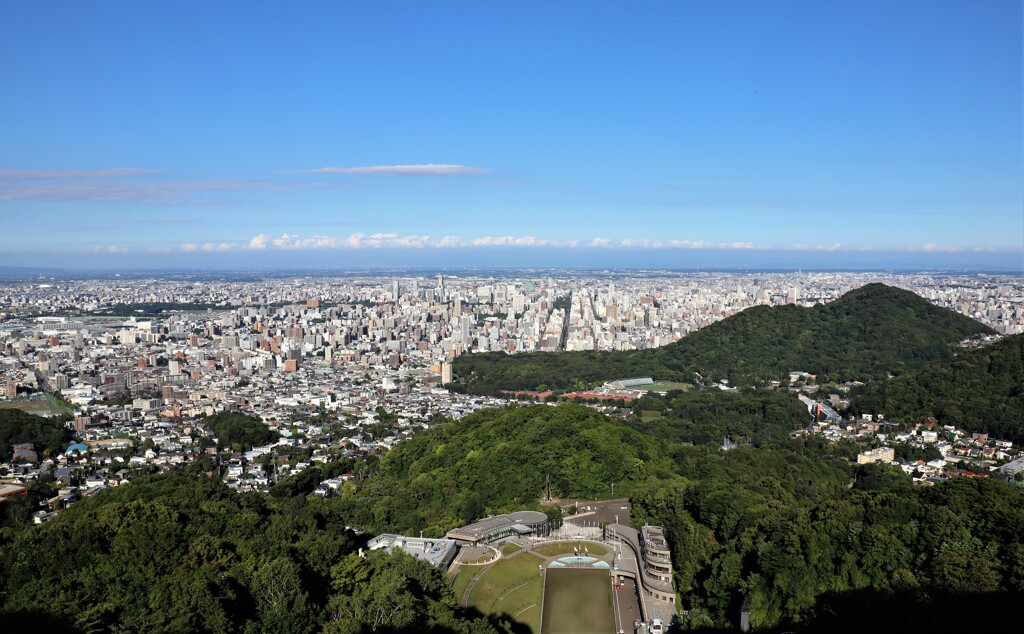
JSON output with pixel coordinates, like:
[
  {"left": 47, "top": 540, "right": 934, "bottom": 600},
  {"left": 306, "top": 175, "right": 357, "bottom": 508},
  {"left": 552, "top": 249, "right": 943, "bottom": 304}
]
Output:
[{"left": 2, "top": 265, "right": 1021, "bottom": 276}]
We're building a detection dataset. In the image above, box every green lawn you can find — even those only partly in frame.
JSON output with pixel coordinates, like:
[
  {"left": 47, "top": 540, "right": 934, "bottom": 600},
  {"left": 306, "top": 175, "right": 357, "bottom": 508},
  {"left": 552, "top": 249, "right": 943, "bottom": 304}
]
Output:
[
  {"left": 532, "top": 541, "right": 608, "bottom": 557},
  {"left": 541, "top": 568, "right": 614, "bottom": 634},
  {"left": 493, "top": 574, "right": 543, "bottom": 632},
  {"left": 451, "top": 565, "right": 478, "bottom": 603},
  {"left": 502, "top": 542, "right": 523, "bottom": 555},
  {"left": 468, "top": 552, "right": 544, "bottom": 633},
  {"left": 637, "top": 381, "right": 691, "bottom": 392},
  {"left": 0, "top": 400, "right": 65, "bottom": 417}
]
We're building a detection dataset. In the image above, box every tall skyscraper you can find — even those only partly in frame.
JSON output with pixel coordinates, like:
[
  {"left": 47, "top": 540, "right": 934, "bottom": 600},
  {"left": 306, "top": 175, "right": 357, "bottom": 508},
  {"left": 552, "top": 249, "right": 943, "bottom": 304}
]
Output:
[{"left": 392, "top": 279, "right": 400, "bottom": 302}]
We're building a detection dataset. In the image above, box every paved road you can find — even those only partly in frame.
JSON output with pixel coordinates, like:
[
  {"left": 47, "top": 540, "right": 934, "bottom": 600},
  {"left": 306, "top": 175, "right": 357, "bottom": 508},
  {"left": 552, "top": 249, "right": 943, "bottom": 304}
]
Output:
[{"left": 614, "top": 577, "right": 642, "bottom": 634}]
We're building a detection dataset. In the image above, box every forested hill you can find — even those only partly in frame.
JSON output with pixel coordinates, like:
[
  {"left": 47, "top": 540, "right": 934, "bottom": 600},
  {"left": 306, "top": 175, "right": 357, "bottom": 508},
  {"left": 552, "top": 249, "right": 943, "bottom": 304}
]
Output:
[
  {"left": 333, "top": 403, "right": 675, "bottom": 536},
  {"left": 453, "top": 283, "right": 993, "bottom": 393},
  {"left": 850, "top": 334, "right": 1024, "bottom": 442},
  {"left": 6, "top": 399, "right": 1024, "bottom": 631},
  {"left": 0, "top": 409, "right": 72, "bottom": 461},
  {"left": 0, "top": 471, "right": 504, "bottom": 634}
]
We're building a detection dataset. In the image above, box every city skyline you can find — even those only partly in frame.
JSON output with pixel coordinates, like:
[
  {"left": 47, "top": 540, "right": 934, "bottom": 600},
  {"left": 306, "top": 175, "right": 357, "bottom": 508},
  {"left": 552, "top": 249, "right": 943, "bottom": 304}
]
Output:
[{"left": 1, "top": 2, "right": 1021, "bottom": 270}]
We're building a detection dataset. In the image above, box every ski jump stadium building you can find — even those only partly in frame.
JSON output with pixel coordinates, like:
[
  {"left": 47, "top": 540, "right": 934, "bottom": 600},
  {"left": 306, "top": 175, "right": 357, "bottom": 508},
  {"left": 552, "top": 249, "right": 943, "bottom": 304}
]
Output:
[{"left": 445, "top": 511, "right": 550, "bottom": 545}]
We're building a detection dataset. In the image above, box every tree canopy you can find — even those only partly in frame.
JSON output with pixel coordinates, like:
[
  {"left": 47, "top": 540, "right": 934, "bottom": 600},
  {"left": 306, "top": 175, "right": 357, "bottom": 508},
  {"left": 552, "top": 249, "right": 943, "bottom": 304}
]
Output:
[
  {"left": 0, "top": 409, "right": 72, "bottom": 461},
  {"left": 0, "top": 471, "right": 502, "bottom": 634},
  {"left": 203, "top": 411, "right": 279, "bottom": 451},
  {"left": 332, "top": 403, "right": 675, "bottom": 537}
]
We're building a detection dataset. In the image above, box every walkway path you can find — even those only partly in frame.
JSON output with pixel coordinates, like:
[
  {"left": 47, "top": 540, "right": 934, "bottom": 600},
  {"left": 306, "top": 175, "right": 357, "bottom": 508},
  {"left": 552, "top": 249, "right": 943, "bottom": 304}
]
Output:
[{"left": 460, "top": 567, "right": 488, "bottom": 607}]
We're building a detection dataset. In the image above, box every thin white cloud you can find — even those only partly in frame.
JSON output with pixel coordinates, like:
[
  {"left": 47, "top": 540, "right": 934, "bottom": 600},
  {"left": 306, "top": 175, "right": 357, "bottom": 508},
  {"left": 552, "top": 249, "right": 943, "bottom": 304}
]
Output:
[
  {"left": 292, "top": 164, "right": 489, "bottom": 175},
  {"left": 471, "top": 235, "right": 556, "bottom": 247},
  {"left": 0, "top": 168, "right": 161, "bottom": 179},
  {"left": 917, "top": 243, "right": 963, "bottom": 253},
  {"left": 435, "top": 235, "right": 464, "bottom": 247},
  {"left": 93, "top": 245, "right": 129, "bottom": 254},
  {"left": 0, "top": 178, "right": 347, "bottom": 203},
  {"left": 787, "top": 242, "right": 843, "bottom": 252},
  {"left": 183, "top": 234, "right": 775, "bottom": 251},
  {"left": 182, "top": 242, "right": 237, "bottom": 252},
  {"left": 613, "top": 238, "right": 764, "bottom": 249},
  {"left": 665, "top": 240, "right": 710, "bottom": 249},
  {"left": 173, "top": 233, "right": 1012, "bottom": 254}
]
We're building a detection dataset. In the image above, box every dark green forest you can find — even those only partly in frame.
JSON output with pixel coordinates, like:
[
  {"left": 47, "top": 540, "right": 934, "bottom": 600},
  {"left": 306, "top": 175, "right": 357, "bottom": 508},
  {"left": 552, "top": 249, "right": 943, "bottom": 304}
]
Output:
[
  {"left": 452, "top": 284, "right": 992, "bottom": 393},
  {"left": 0, "top": 471, "right": 505, "bottom": 634},
  {"left": 850, "top": 334, "right": 1024, "bottom": 442},
  {"left": 632, "top": 462, "right": 1024, "bottom": 630},
  {"left": 627, "top": 388, "right": 810, "bottom": 447},
  {"left": 326, "top": 390, "right": 1024, "bottom": 630},
  {"left": 332, "top": 403, "right": 676, "bottom": 537},
  {"left": 0, "top": 409, "right": 72, "bottom": 461},
  {"left": 203, "top": 411, "right": 280, "bottom": 451}
]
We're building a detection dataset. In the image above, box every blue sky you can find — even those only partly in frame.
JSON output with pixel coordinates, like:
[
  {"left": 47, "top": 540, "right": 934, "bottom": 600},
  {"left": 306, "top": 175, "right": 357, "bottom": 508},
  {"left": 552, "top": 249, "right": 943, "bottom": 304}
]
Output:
[{"left": 1, "top": 1, "right": 1021, "bottom": 270}]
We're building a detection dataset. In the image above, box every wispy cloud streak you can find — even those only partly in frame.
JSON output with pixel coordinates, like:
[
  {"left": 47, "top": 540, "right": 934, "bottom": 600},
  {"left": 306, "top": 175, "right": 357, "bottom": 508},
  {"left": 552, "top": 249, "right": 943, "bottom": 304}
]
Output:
[
  {"left": 0, "top": 179, "right": 347, "bottom": 203},
  {"left": 0, "top": 168, "right": 162, "bottom": 179},
  {"left": 177, "top": 233, "right": 1016, "bottom": 254},
  {"left": 289, "top": 164, "right": 489, "bottom": 175}
]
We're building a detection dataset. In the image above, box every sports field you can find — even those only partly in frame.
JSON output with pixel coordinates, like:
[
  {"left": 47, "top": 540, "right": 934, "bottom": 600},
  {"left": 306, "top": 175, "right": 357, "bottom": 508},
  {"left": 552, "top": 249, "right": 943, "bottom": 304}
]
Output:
[
  {"left": 464, "top": 552, "right": 544, "bottom": 632},
  {"left": 0, "top": 400, "right": 66, "bottom": 417},
  {"left": 636, "top": 381, "right": 691, "bottom": 392},
  {"left": 540, "top": 568, "right": 614, "bottom": 634}
]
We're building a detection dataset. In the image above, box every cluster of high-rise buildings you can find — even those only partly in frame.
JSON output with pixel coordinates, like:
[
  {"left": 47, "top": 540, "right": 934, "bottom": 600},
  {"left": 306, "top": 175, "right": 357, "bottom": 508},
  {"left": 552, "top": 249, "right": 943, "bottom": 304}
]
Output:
[{"left": 1, "top": 272, "right": 1021, "bottom": 405}]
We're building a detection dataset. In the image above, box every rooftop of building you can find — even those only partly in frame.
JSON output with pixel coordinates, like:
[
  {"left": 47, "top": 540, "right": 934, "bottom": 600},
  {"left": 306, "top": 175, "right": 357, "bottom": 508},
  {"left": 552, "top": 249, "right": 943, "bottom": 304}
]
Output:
[
  {"left": 507, "top": 510, "right": 548, "bottom": 524},
  {"left": 641, "top": 525, "right": 669, "bottom": 551},
  {"left": 364, "top": 534, "right": 458, "bottom": 568}
]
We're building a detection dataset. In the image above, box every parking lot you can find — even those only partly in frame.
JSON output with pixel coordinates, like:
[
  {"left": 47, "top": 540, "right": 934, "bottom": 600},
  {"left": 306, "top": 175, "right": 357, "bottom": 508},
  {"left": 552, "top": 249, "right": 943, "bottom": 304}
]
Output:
[{"left": 564, "top": 498, "right": 631, "bottom": 527}]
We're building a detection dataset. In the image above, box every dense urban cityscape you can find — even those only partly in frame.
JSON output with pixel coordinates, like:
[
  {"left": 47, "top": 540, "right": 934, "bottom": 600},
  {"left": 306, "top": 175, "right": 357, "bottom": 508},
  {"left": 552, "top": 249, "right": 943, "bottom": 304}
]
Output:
[{"left": 2, "top": 271, "right": 1022, "bottom": 518}]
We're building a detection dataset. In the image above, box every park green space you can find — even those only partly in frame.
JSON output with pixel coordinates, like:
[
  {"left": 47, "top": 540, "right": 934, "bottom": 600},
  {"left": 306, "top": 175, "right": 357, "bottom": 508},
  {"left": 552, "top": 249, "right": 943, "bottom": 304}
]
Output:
[
  {"left": 639, "top": 410, "right": 663, "bottom": 422},
  {"left": 0, "top": 401, "right": 65, "bottom": 417},
  {"left": 531, "top": 541, "right": 608, "bottom": 557},
  {"left": 636, "top": 381, "right": 691, "bottom": 392},
  {"left": 451, "top": 564, "right": 477, "bottom": 604},
  {"left": 501, "top": 543, "right": 523, "bottom": 555},
  {"left": 540, "top": 568, "right": 614, "bottom": 634},
  {"left": 466, "top": 552, "right": 544, "bottom": 633}
]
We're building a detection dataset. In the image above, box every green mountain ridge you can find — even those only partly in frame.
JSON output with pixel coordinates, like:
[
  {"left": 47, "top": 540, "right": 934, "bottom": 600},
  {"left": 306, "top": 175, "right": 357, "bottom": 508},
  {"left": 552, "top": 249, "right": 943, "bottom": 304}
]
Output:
[
  {"left": 851, "top": 333, "right": 1024, "bottom": 442},
  {"left": 333, "top": 403, "right": 675, "bottom": 537},
  {"left": 453, "top": 283, "right": 993, "bottom": 392}
]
